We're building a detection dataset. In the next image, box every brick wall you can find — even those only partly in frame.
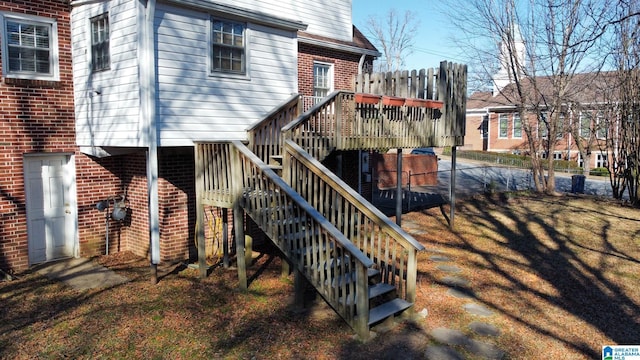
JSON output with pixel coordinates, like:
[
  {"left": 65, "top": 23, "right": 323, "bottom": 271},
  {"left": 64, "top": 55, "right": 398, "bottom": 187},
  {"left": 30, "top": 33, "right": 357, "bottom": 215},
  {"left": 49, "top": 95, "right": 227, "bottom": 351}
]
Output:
[
  {"left": 373, "top": 153, "right": 438, "bottom": 189},
  {"left": 298, "top": 42, "right": 367, "bottom": 95},
  {"left": 0, "top": 0, "right": 76, "bottom": 272},
  {"left": 158, "top": 147, "right": 195, "bottom": 261},
  {"left": 75, "top": 154, "right": 125, "bottom": 257}
]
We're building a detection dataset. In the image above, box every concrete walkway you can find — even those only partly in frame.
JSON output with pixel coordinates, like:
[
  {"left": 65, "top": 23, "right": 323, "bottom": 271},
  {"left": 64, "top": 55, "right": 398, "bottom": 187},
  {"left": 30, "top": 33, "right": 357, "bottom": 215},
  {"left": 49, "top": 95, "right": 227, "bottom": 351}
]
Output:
[
  {"left": 403, "top": 221, "right": 506, "bottom": 360},
  {"left": 36, "top": 257, "right": 129, "bottom": 291}
]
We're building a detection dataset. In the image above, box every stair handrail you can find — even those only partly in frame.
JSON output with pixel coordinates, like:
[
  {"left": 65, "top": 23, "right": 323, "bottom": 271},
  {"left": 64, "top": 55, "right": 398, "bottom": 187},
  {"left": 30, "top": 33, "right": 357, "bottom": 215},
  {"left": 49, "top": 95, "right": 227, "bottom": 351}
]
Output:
[
  {"left": 230, "top": 140, "right": 373, "bottom": 336},
  {"left": 283, "top": 140, "right": 424, "bottom": 303},
  {"left": 284, "top": 140, "right": 424, "bottom": 250},
  {"left": 247, "top": 94, "right": 302, "bottom": 164},
  {"left": 281, "top": 90, "right": 348, "bottom": 160},
  {"left": 232, "top": 141, "right": 374, "bottom": 265}
]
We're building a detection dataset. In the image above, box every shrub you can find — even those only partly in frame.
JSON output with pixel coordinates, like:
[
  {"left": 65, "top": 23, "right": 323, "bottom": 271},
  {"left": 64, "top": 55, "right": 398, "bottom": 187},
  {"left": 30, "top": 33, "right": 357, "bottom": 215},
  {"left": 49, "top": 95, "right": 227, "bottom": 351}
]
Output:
[{"left": 589, "top": 167, "right": 610, "bottom": 177}]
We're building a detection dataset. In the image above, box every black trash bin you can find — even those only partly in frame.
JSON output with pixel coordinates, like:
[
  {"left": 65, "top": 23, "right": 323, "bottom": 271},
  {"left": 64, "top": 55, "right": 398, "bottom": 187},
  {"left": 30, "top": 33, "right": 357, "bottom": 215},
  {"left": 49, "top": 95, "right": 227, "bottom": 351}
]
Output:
[{"left": 571, "top": 174, "right": 586, "bottom": 194}]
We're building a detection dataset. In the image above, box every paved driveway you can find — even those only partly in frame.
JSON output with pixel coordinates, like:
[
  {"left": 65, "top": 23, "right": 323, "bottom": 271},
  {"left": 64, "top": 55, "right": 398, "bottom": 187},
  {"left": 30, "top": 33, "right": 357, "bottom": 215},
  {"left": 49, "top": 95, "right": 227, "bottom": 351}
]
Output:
[{"left": 402, "top": 157, "right": 615, "bottom": 199}]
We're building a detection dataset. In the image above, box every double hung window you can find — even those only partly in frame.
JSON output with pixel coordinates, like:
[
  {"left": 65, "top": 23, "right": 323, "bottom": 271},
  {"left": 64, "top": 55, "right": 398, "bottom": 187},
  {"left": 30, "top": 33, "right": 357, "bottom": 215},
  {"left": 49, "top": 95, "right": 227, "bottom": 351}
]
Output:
[
  {"left": 211, "top": 18, "right": 246, "bottom": 75},
  {"left": 91, "top": 13, "right": 110, "bottom": 72},
  {"left": 313, "top": 62, "right": 333, "bottom": 99},
  {"left": 1, "top": 12, "right": 59, "bottom": 80},
  {"left": 498, "top": 114, "right": 508, "bottom": 138}
]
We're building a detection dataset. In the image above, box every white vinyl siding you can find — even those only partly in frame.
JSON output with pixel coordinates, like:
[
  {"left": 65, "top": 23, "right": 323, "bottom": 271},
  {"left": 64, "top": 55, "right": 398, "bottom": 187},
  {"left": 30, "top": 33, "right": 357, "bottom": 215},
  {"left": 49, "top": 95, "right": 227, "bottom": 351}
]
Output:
[
  {"left": 72, "top": 0, "right": 140, "bottom": 147},
  {"left": 155, "top": 3, "right": 297, "bottom": 145},
  {"left": 213, "top": 0, "right": 352, "bottom": 41}
]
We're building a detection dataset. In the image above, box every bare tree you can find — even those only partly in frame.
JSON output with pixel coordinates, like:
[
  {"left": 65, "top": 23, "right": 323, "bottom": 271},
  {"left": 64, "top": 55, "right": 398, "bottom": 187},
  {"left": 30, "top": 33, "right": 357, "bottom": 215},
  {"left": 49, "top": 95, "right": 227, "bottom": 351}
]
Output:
[
  {"left": 446, "top": 0, "right": 613, "bottom": 194},
  {"left": 364, "top": 9, "right": 419, "bottom": 72},
  {"left": 603, "top": 0, "right": 640, "bottom": 204}
]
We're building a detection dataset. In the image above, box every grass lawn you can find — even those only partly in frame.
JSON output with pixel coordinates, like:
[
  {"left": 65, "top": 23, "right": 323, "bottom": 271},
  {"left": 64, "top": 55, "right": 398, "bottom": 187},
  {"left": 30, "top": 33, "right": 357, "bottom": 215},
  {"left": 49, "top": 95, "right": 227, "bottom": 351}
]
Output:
[{"left": 1, "top": 193, "right": 639, "bottom": 359}]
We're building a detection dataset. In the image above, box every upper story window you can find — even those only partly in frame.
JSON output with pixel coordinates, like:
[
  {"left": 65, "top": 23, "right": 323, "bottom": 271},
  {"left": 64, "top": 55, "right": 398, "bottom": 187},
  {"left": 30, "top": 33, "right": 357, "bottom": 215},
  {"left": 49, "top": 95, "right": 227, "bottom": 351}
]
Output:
[
  {"left": 313, "top": 62, "right": 333, "bottom": 99},
  {"left": 498, "top": 114, "right": 508, "bottom": 138},
  {"left": 595, "top": 111, "right": 607, "bottom": 139},
  {"left": 556, "top": 114, "right": 565, "bottom": 139},
  {"left": 211, "top": 18, "right": 246, "bottom": 75},
  {"left": 0, "top": 12, "right": 59, "bottom": 81},
  {"left": 90, "top": 13, "right": 110, "bottom": 72},
  {"left": 539, "top": 111, "right": 548, "bottom": 139},
  {"left": 579, "top": 111, "right": 592, "bottom": 138},
  {"left": 513, "top": 113, "right": 522, "bottom": 138}
]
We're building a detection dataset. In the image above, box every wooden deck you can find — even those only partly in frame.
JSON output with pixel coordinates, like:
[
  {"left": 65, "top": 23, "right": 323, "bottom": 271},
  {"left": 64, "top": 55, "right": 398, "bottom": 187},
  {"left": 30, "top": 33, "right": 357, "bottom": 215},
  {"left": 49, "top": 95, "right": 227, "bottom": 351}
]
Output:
[{"left": 194, "top": 62, "right": 467, "bottom": 339}]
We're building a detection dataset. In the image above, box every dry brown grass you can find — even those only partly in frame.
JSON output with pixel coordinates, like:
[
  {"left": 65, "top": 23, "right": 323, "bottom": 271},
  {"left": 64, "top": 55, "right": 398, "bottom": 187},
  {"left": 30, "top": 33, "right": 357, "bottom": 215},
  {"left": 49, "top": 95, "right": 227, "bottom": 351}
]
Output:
[{"left": 1, "top": 193, "right": 639, "bottom": 359}]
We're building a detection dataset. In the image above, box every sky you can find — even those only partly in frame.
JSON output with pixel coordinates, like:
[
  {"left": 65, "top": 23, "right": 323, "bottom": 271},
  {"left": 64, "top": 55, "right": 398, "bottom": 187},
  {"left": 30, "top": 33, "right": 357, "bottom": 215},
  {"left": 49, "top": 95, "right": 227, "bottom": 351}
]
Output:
[{"left": 351, "top": 0, "right": 467, "bottom": 71}]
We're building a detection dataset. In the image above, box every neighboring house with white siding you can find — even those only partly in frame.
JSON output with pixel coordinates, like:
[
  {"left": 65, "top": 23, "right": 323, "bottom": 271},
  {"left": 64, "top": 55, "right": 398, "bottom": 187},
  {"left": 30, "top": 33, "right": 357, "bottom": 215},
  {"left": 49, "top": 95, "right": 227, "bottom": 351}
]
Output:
[{"left": 62, "top": 0, "right": 378, "bottom": 270}]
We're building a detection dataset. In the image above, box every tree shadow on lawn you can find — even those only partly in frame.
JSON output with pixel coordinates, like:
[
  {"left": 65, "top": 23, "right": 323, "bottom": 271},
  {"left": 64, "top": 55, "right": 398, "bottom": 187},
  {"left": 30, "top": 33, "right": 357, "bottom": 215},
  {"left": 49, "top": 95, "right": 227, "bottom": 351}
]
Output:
[{"left": 442, "top": 195, "right": 640, "bottom": 358}]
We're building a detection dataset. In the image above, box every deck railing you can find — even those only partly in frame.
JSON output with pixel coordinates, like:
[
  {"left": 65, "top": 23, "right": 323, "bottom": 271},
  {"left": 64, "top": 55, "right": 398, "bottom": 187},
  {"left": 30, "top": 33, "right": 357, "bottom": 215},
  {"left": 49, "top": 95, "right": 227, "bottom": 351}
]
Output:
[
  {"left": 247, "top": 94, "right": 301, "bottom": 164},
  {"left": 282, "top": 140, "right": 424, "bottom": 303},
  {"left": 282, "top": 91, "right": 460, "bottom": 154},
  {"left": 194, "top": 142, "right": 235, "bottom": 208},
  {"left": 229, "top": 141, "right": 374, "bottom": 337}
]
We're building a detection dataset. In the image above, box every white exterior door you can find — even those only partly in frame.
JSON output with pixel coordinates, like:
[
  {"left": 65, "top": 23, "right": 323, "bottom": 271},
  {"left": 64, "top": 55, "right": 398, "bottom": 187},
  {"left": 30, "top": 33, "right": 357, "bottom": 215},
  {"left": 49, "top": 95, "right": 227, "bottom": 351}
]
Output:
[{"left": 25, "top": 155, "right": 76, "bottom": 264}]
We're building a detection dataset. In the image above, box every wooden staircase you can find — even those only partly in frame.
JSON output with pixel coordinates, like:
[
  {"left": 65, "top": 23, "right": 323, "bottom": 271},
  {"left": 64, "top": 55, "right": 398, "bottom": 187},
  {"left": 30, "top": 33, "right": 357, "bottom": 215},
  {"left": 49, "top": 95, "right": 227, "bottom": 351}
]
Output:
[{"left": 195, "top": 63, "right": 467, "bottom": 340}]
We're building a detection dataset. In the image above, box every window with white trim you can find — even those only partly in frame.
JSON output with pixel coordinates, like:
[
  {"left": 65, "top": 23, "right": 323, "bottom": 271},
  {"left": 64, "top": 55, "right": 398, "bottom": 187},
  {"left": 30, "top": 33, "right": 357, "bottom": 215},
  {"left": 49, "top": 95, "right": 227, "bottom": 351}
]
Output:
[
  {"left": 90, "top": 13, "right": 110, "bottom": 72},
  {"left": 539, "top": 112, "right": 548, "bottom": 139},
  {"left": 553, "top": 152, "right": 563, "bottom": 161},
  {"left": 596, "top": 153, "right": 608, "bottom": 168},
  {"left": 0, "top": 12, "right": 59, "bottom": 80},
  {"left": 556, "top": 114, "right": 565, "bottom": 139},
  {"left": 513, "top": 113, "right": 522, "bottom": 138},
  {"left": 579, "top": 111, "right": 591, "bottom": 138},
  {"left": 313, "top": 62, "right": 333, "bottom": 99},
  {"left": 595, "top": 111, "right": 607, "bottom": 139},
  {"left": 211, "top": 18, "right": 246, "bottom": 75},
  {"left": 498, "top": 114, "right": 508, "bottom": 138}
]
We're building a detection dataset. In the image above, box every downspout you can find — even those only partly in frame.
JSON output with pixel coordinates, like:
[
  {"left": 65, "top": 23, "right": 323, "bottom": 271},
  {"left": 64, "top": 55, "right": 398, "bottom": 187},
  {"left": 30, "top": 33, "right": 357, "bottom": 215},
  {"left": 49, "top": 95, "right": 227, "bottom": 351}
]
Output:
[
  {"left": 141, "top": 0, "right": 160, "bottom": 283},
  {"left": 357, "top": 53, "right": 366, "bottom": 74}
]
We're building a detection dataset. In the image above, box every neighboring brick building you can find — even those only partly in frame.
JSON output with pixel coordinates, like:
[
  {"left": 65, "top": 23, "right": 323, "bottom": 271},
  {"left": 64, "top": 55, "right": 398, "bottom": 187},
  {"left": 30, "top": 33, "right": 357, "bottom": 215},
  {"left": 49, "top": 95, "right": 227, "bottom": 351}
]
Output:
[{"left": 465, "top": 73, "right": 614, "bottom": 170}]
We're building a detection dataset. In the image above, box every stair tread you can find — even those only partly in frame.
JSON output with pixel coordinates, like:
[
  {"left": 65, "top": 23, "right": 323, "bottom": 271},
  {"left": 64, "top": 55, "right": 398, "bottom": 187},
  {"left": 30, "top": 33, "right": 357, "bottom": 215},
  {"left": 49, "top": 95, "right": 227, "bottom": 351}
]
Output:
[
  {"left": 340, "top": 282, "right": 396, "bottom": 305},
  {"left": 326, "top": 267, "right": 381, "bottom": 287},
  {"left": 369, "top": 283, "right": 395, "bottom": 299},
  {"left": 368, "top": 298, "right": 413, "bottom": 326}
]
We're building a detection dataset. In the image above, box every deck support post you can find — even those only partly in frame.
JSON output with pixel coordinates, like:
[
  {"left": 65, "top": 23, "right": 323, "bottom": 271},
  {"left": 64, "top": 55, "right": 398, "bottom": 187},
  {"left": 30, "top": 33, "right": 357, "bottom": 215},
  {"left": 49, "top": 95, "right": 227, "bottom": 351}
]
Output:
[
  {"left": 395, "top": 149, "right": 403, "bottom": 226},
  {"left": 294, "top": 269, "right": 305, "bottom": 310},
  {"left": 234, "top": 206, "right": 247, "bottom": 290},
  {"left": 222, "top": 208, "right": 229, "bottom": 268},
  {"left": 195, "top": 145, "right": 207, "bottom": 278},
  {"left": 449, "top": 146, "right": 457, "bottom": 229},
  {"left": 230, "top": 144, "right": 247, "bottom": 290},
  {"left": 355, "top": 265, "right": 370, "bottom": 340}
]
